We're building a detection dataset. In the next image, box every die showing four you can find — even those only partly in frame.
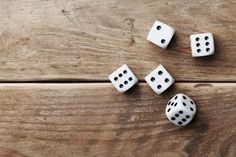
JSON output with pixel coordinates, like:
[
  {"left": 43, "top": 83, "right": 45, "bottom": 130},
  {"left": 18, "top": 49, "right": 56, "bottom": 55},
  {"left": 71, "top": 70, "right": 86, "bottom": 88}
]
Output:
[
  {"left": 109, "top": 20, "right": 214, "bottom": 126},
  {"left": 145, "top": 65, "right": 175, "bottom": 95}
]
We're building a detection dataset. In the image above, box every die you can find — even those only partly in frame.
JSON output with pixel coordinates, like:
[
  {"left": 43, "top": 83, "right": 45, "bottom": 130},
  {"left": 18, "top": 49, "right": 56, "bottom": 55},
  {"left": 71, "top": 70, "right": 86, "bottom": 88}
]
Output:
[
  {"left": 145, "top": 65, "right": 175, "bottom": 95},
  {"left": 165, "top": 93, "right": 196, "bottom": 126},
  {"left": 146, "top": 20, "right": 175, "bottom": 49},
  {"left": 109, "top": 64, "right": 138, "bottom": 93},
  {"left": 190, "top": 33, "right": 215, "bottom": 57}
]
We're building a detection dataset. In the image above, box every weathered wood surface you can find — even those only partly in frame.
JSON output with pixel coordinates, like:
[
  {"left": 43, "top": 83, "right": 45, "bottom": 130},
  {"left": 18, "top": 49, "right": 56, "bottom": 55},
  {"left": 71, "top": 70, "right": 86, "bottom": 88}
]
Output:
[
  {"left": 0, "top": 0, "right": 236, "bottom": 157},
  {"left": 0, "top": 0, "right": 235, "bottom": 81},
  {"left": 0, "top": 83, "right": 235, "bottom": 157}
]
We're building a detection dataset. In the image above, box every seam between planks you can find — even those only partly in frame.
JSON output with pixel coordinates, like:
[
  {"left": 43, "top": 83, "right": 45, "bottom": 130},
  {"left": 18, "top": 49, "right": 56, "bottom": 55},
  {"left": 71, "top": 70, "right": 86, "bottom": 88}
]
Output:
[{"left": 0, "top": 81, "right": 235, "bottom": 84}]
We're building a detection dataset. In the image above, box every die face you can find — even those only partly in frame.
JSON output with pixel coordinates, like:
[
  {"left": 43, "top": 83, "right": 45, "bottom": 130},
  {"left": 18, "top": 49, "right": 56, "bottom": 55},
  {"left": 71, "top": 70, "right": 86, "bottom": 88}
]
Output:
[
  {"left": 178, "top": 94, "right": 196, "bottom": 115},
  {"left": 147, "top": 20, "right": 175, "bottom": 49},
  {"left": 166, "top": 107, "right": 193, "bottom": 126},
  {"left": 190, "top": 33, "right": 214, "bottom": 57},
  {"left": 109, "top": 64, "right": 138, "bottom": 93},
  {"left": 166, "top": 94, "right": 196, "bottom": 126},
  {"left": 145, "top": 65, "right": 175, "bottom": 95}
]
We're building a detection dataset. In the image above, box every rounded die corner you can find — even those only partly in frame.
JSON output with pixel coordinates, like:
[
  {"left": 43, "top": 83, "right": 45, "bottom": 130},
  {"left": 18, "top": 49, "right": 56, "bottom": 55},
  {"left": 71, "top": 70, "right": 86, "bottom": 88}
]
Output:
[{"left": 144, "top": 76, "right": 149, "bottom": 83}]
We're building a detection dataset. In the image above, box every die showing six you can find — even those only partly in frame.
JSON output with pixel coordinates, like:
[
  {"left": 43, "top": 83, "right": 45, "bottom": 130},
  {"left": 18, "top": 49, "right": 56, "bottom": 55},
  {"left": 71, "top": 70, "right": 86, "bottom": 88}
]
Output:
[
  {"left": 190, "top": 33, "right": 215, "bottom": 57},
  {"left": 109, "top": 64, "right": 138, "bottom": 93},
  {"left": 108, "top": 20, "right": 214, "bottom": 126}
]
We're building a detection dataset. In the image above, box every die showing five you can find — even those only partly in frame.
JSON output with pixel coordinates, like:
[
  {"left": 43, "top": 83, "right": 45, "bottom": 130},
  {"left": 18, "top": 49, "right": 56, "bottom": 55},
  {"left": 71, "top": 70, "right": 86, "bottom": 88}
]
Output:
[
  {"left": 108, "top": 20, "right": 213, "bottom": 126},
  {"left": 166, "top": 93, "right": 196, "bottom": 126}
]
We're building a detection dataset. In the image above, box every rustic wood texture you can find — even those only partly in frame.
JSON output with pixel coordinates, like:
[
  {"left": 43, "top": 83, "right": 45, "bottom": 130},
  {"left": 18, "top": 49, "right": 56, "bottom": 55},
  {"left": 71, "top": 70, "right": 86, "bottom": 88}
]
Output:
[
  {"left": 0, "top": 0, "right": 235, "bottom": 81},
  {"left": 0, "top": 83, "right": 234, "bottom": 157},
  {"left": 0, "top": 0, "right": 236, "bottom": 157}
]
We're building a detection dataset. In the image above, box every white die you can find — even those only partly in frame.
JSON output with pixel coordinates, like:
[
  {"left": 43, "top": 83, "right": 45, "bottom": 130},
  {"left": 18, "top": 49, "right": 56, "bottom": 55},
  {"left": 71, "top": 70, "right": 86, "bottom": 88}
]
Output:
[
  {"left": 190, "top": 33, "right": 215, "bottom": 57},
  {"left": 165, "top": 93, "right": 196, "bottom": 126},
  {"left": 145, "top": 65, "right": 175, "bottom": 95},
  {"left": 146, "top": 20, "right": 175, "bottom": 49},
  {"left": 109, "top": 64, "right": 138, "bottom": 93}
]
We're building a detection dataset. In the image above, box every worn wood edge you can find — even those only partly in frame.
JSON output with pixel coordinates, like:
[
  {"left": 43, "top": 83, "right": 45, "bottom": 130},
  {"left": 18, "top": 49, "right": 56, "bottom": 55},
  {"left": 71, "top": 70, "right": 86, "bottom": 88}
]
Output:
[{"left": 0, "top": 82, "right": 234, "bottom": 87}]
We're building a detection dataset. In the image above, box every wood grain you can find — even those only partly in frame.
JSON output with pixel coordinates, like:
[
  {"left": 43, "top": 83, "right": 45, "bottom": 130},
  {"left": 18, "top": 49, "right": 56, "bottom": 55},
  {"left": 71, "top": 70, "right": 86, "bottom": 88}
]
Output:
[
  {"left": 0, "top": 83, "right": 235, "bottom": 157},
  {"left": 0, "top": 0, "right": 235, "bottom": 157},
  {"left": 0, "top": 0, "right": 235, "bottom": 81}
]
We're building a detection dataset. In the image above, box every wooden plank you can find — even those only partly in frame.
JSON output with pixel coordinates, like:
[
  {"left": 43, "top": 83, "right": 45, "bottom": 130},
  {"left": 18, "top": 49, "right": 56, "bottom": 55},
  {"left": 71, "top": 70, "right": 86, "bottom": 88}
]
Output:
[
  {"left": 0, "top": 0, "right": 235, "bottom": 81},
  {"left": 0, "top": 83, "right": 235, "bottom": 157}
]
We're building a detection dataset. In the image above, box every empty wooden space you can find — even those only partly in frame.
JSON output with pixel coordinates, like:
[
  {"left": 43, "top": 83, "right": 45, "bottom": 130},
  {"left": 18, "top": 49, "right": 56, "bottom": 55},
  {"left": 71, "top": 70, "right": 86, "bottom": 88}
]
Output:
[{"left": 0, "top": 0, "right": 235, "bottom": 157}]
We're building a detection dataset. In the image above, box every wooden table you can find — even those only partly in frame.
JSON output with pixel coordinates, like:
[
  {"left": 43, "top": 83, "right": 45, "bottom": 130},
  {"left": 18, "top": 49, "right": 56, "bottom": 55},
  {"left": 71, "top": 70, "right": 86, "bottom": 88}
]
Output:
[{"left": 0, "top": 0, "right": 235, "bottom": 157}]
